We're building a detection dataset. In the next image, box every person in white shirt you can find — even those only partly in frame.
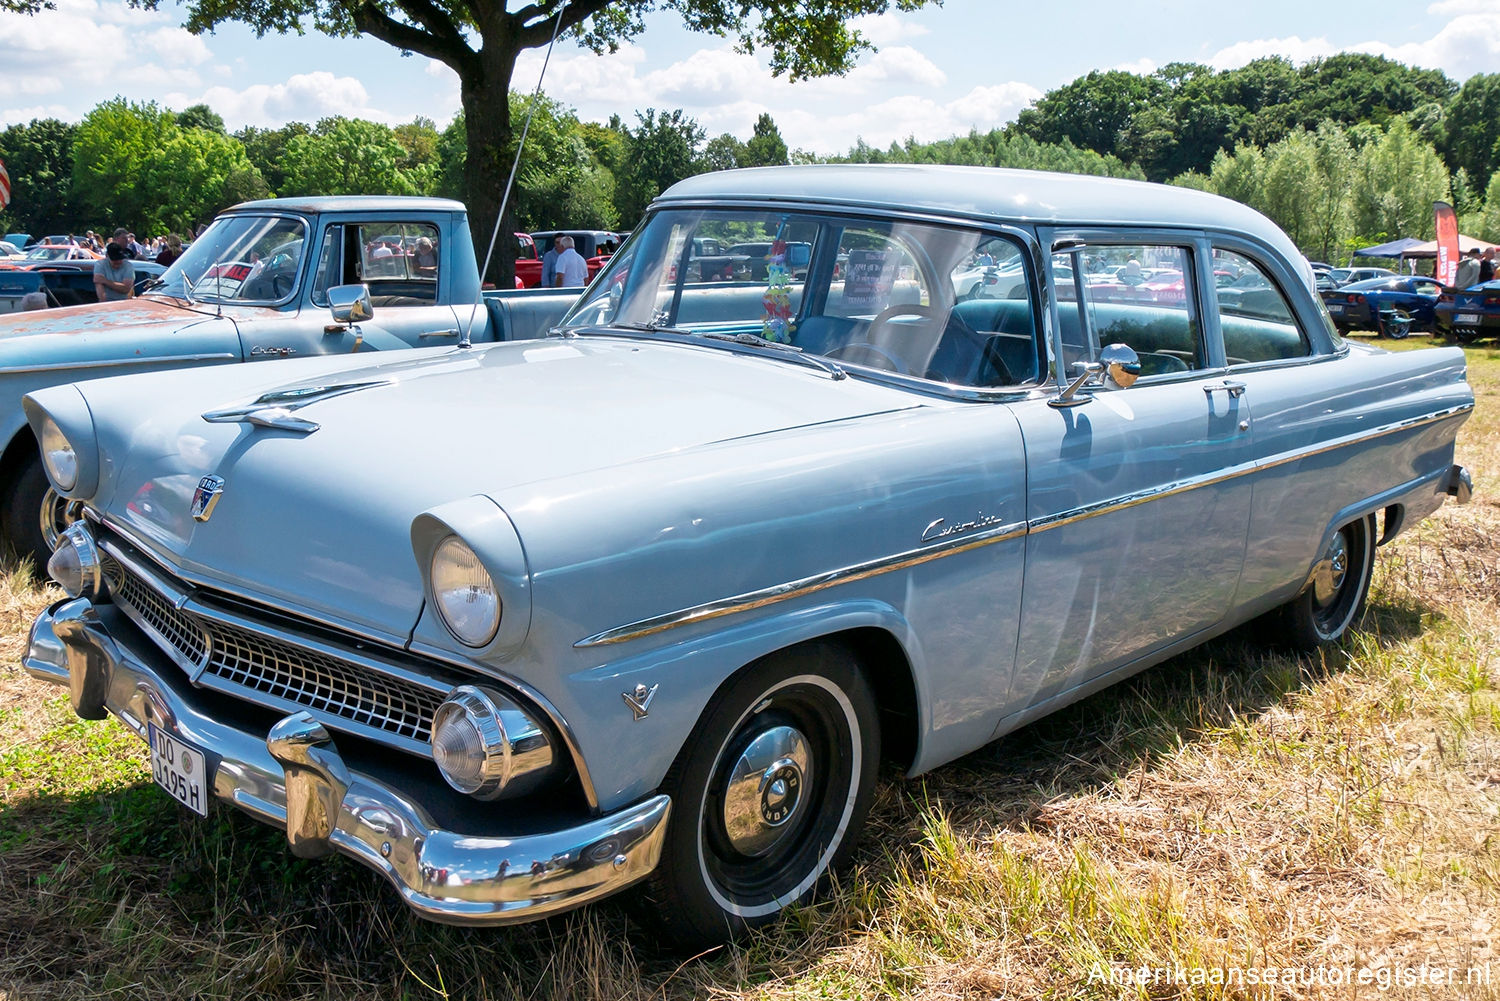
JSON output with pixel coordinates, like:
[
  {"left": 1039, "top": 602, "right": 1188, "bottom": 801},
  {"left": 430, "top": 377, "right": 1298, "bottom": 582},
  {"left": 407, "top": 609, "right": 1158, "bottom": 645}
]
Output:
[{"left": 555, "top": 236, "right": 588, "bottom": 287}]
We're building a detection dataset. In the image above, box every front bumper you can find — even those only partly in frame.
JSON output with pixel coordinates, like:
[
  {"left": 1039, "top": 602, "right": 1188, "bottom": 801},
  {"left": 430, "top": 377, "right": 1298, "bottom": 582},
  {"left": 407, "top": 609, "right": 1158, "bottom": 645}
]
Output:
[{"left": 24, "top": 596, "right": 671, "bottom": 926}]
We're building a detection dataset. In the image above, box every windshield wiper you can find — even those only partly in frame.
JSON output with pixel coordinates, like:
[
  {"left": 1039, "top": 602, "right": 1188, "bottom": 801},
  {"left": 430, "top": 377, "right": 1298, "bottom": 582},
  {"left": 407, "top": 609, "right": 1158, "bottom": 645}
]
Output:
[
  {"left": 697, "top": 331, "right": 847, "bottom": 380},
  {"left": 611, "top": 320, "right": 695, "bottom": 336},
  {"left": 139, "top": 278, "right": 167, "bottom": 294}
]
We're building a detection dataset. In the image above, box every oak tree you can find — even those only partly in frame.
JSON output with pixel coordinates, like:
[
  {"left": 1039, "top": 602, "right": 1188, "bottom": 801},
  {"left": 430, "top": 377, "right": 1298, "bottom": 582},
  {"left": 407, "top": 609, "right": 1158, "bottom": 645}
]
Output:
[{"left": 125, "top": 0, "right": 936, "bottom": 281}]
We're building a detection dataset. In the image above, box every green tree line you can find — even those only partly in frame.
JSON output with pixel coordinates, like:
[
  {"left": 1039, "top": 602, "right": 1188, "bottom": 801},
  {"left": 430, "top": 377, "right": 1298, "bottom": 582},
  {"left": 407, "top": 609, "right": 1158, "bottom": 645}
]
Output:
[
  {"left": 4, "top": 52, "right": 1498, "bottom": 264},
  {"left": 0, "top": 96, "right": 795, "bottom": 243}
]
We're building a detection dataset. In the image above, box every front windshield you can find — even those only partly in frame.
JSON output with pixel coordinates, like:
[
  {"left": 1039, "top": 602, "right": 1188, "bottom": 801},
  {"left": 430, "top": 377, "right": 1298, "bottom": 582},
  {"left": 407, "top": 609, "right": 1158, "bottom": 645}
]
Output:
[
  {"left": 150, "top": 215, "right": 308, "bottom": 303},
  {"left": 560, "top": 207, "right": 1042, "bottom": 389}
]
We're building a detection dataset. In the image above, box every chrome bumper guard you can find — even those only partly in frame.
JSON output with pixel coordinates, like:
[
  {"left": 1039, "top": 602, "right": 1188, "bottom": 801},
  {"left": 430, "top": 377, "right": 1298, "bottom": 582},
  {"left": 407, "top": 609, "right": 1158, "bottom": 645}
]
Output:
[
  {"left": 24, "top": 596, "right": 671, "bottom": 926},
  {"left": 1446, "top": 464, "right": 1474, "bottom": 505}
]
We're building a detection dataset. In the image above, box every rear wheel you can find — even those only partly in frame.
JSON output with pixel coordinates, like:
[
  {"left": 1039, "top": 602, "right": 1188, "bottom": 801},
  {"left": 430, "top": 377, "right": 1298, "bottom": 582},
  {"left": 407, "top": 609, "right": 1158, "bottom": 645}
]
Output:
[
  {"left": 639, "top": 643, "right": 879, "bottom": 948},
  {"left": 1271, "top": 515, "right": 1376, "bottom": 651}
]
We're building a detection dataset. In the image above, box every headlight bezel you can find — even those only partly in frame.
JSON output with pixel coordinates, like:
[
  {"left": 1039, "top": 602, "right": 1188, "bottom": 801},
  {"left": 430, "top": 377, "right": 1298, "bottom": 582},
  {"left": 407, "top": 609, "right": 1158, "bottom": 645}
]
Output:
[
  {"left": 23, "top": 388, "right": 101, "bottom": 501},
  {"left": 429, "top": 535, "right": 503, "bottom": 648}
]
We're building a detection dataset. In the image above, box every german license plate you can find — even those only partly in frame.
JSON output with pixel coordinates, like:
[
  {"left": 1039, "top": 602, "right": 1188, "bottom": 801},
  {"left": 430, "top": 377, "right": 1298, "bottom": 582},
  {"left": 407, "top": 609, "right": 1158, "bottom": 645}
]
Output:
[
  {"left": 1327, "top": 303, "right": 1343, "bottom": 313},
  {"left": 1457, "top": 313, "right": 1480, "bottom": 324},
  {"left": 148, "top": 723, "right": 208, "bottom": 817}
]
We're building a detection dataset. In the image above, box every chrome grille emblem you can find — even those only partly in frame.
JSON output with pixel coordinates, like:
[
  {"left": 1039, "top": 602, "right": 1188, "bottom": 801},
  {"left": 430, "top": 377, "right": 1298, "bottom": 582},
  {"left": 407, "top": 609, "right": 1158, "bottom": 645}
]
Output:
[{"left": 191, "top": 475, "right": 226, "bottom": 522}]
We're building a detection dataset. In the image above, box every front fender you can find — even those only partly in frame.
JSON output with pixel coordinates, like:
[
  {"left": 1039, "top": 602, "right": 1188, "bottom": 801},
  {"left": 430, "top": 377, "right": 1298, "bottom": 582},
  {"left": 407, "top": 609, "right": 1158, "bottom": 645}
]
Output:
[{"left": 547, "top": 599, "right": 925, "bottom": 812}]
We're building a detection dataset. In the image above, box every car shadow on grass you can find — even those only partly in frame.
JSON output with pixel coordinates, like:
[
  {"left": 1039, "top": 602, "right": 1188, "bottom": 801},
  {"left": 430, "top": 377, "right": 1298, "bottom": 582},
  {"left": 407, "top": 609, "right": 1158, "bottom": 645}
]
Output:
[{"left": 0, "top": 592, "right": 1447, "bottom": 1001}]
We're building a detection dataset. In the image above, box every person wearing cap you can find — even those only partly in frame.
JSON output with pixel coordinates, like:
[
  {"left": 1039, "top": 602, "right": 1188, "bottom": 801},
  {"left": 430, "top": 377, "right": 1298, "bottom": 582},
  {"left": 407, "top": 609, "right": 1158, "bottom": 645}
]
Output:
[{"left": 93, "top": 240, "right": 136, "bottom": 301}]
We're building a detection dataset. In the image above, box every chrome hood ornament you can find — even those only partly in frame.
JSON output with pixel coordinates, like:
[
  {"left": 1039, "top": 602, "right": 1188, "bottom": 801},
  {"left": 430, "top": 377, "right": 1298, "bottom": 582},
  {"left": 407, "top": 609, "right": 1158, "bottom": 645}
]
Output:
[{"left": 201, "top": 379, "right": 394, "bottom": 435}]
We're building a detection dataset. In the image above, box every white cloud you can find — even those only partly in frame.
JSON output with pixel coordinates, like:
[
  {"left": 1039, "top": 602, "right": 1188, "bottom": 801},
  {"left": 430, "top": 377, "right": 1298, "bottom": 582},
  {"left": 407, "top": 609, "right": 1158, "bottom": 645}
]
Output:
[
  {"left": 0, "top": 103, "right": 74, "bottom": 123},
  {"left": 1207, "top": 12, "right": 1500, "bottom": 81},
  {"left": 1208, "top": 35, "right": 1340, "bottom": 70},
  {"left": 851, "top": 46, "right": 946, "bottom": 88},
  {"left": 1113, "top": 57, "right": 1158, "bottom": 76},
  {"left": 956, "top": 82, "right": 1044, "bottom": 130},
  {"left": 183, "top": 72, "right": 391, "bottom": 129},
  {"left": 143, "top": 26, "right": 214, "bottom": 67}
]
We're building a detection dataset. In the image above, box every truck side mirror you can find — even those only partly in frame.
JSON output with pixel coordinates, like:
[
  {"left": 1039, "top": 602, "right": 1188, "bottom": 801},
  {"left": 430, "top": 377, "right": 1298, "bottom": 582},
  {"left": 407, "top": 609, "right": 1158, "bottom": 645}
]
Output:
[{"left": 328, "top": 284, "right": 374, "bottom": 324}]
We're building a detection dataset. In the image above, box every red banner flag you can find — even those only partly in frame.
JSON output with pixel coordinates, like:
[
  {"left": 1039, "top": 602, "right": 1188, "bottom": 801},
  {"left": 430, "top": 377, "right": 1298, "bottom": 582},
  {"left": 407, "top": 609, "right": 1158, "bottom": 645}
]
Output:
[
  {"left": 0, "top": 157, "right": 11, "bottom": 211},
  {"left": 1434, "top": 200, "right": 1459, "bottom": 286}
]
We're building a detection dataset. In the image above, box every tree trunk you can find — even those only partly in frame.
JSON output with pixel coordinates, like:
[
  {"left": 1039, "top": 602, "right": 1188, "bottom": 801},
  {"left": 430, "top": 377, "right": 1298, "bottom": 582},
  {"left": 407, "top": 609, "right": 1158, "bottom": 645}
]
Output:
[{"left": 460, "top": 47, "right": 520, "bottom": 288}]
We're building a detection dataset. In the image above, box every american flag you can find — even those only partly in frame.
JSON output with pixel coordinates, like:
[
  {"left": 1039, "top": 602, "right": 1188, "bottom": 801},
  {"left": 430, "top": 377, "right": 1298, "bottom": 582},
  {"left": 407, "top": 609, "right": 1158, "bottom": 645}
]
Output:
[{"left": 0, "top": 158, "right": 10, "bottom": 210}]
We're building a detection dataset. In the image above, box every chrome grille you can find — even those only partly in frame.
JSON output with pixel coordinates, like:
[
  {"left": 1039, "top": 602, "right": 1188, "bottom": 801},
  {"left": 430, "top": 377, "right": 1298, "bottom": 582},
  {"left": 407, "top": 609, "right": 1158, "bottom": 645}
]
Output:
[
  {"left": 204, "top": 622, "right": 441, "bottom": 742},
  {"left": 106, "top": 557, "right": 442, "bottom": 748},
  {"left": 106, "top": 557, "right": 209, "bottom": 667}
]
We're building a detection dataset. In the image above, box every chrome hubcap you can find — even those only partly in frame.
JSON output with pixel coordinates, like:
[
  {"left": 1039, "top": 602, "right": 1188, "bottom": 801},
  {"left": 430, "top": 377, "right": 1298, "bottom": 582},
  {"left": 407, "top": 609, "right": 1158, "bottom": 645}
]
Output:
[
  {"left": 39, "top": 487, "right": 81, "bottom": 552},
  {"left": 1312, "top": 533, "right": 1349, "bottom": 605},
  {"left": 721, "top": 725, "right": 811, "bottom": 857}
]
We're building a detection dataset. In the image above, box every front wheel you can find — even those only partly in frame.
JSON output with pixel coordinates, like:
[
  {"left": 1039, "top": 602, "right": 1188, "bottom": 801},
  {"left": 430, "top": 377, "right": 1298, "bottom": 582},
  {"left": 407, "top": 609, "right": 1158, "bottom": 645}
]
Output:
[
  {"left": 639, "top": 643, "right": 880, "bottom": 948},
  {"left": 3, "top": 454, "right": 71, "bottom": 570},
  {"left": 1270, "top": 515, "right": 1376, "bottom": 651}
]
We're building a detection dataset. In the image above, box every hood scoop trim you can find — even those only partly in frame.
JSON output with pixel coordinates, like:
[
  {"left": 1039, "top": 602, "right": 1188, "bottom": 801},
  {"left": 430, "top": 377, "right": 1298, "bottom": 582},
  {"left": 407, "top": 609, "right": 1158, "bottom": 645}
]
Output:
[{"left": 201, "top": 379, "right": 393, "bottom": 434}]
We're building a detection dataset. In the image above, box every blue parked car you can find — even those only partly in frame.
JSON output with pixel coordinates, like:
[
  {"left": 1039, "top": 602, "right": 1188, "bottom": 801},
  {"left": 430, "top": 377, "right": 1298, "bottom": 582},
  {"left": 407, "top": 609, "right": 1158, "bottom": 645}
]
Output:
[
  {"left": 23, "top": 165, "right": 1475, "bottom": 947},
  {"left": 1435, "top": 280, "right": 1500, "bottom": 343},
  {"left": 1321, "top": 275, "right": 1443, "bottom": 336}
]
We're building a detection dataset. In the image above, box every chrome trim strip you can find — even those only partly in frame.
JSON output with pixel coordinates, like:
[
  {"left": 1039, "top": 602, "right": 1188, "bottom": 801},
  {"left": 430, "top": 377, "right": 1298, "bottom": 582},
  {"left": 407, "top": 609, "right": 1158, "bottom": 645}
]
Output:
[
  {"left": 578, "top": 402, "right": 1472, "bottom": 648},
  {"left": 575, "top": 520, "right": 1027, "bottom": 648},
  {"left": 9, "top": 353, "right": 239, "bottom": 375},
  {"left": 1032, "top": 402, "right": 1473, "bottom": 534}
]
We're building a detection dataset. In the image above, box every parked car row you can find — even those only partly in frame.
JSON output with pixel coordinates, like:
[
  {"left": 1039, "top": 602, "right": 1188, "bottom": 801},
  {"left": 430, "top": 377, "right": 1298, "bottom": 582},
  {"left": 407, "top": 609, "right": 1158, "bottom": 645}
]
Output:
[{"left": 15, "top": 167, "right": 1477, "bottom": 951}]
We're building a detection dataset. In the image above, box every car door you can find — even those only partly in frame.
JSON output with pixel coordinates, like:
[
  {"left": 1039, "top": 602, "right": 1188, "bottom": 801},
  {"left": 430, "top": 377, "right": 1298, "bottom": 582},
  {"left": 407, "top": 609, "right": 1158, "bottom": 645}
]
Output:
[
  {"left": 292, "top": 221, "right": 462, "bottom": 356},
  {"left": 1206, "top": 242, "right": 1348, "bottom": 607},
  {"left": 1006, "top": 235, "right": 1254, "bottom": 714}
]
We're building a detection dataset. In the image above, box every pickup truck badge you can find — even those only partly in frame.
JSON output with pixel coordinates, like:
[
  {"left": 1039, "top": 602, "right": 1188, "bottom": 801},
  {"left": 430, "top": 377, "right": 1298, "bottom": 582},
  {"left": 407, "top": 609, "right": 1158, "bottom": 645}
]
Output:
[
  {"left": 623, "top": 683, "right": 658, "bottom": 721},
  {"left": 191, "top": 475, "right": 226, "bottom": 522},
  {"left": 251, "top": 346, "right": 298, "bottom": 357}
]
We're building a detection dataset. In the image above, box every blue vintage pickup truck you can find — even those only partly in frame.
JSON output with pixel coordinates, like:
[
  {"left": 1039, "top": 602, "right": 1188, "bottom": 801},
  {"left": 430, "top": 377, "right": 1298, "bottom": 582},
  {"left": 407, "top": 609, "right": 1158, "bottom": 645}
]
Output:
[{"left": 0, "top": 196, "right": 578, "bottom": 562}]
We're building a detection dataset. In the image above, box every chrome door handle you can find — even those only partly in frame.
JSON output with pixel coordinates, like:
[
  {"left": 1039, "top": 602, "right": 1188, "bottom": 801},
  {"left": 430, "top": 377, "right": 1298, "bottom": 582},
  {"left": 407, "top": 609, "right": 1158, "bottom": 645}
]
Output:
[
  {"left": 419, "top": 328, "right": 460, "bottom": 339},
  {"left": 1204, "top": 380, "right": 1247, "bottom": 399}
]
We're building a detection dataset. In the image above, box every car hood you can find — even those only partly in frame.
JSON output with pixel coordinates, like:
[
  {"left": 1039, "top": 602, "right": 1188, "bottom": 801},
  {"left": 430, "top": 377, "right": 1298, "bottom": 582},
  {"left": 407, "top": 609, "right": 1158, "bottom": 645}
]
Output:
[
  {"left": 79, "top": 337, "right": 925, "bottom": 642},
  {"left": 0, "top": 295, "right": 245, "bottom": 361}
]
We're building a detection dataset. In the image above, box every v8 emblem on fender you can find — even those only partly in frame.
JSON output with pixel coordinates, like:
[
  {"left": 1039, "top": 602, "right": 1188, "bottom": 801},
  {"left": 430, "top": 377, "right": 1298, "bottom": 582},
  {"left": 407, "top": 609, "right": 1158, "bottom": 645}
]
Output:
[{"left": 623, "top": 683, "right": 659, "bottom": 721}]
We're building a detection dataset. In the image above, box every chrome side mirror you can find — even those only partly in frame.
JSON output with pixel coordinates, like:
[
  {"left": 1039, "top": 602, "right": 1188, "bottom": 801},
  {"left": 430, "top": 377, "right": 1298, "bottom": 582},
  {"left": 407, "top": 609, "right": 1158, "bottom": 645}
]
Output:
[
  {"left": 1048, "top": 343, "right": 1142, "bottom": 409},
  {"left": 1101, "top": 342, "right": 1141, "bottom": 388},
  {"left": 328, "top": 284, "right": 374, "bottom": 324}
]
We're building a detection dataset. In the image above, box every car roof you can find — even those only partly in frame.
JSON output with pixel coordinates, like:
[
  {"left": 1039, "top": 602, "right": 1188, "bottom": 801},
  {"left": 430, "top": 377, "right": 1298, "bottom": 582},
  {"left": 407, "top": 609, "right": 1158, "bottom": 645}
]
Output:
[
  {"left": 225, "top": 195, "right": 465, "bottom": 214},
  {"left": 658, "top": 165, "right": 1301, "bottom": 256},
  {"left": 1343, "top": 276, "right": 1403, "bottom": 291}
]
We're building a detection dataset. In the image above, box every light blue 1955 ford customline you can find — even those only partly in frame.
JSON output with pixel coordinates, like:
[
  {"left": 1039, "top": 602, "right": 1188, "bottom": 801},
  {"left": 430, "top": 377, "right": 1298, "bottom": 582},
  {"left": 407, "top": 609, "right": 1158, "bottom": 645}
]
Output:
[{"left": 22, "top": 165, "right": 1475, "bottom": 946}]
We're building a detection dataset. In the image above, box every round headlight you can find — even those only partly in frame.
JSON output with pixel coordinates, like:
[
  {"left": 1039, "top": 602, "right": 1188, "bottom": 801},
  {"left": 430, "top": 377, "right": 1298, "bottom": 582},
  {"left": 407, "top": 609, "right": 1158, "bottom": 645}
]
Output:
[
  {"left": 430, "top": 536, "right": 501, "bottom": 647},
  {"left": 39, "top": 417, "right": 78, "bottom": 492}
]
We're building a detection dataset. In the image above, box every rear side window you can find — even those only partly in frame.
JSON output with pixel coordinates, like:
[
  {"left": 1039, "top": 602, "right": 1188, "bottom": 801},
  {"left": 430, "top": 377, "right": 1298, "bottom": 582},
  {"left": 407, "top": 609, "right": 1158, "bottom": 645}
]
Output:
[{"left": 1212, "top": 249, "right": 1310, "bottom": 364}]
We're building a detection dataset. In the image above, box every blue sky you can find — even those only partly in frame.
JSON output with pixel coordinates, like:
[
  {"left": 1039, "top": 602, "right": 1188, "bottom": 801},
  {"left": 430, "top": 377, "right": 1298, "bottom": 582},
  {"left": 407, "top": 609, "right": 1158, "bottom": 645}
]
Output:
[{"left": 2, "top": 0, "right": 1496, "bottom": 155}]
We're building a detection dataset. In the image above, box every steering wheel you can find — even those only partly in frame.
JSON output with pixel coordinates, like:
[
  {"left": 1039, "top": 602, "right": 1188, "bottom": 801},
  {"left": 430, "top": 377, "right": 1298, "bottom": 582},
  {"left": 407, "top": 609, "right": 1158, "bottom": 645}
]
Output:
[
  {"left": 867, "top": 302, "right": 938, "bottom": 342},
  {"left": 825, "top": 341, "right": 905, "bottom": 372},
  {"left": 271, "top": 272, "right": 293, "bottom": 298}
]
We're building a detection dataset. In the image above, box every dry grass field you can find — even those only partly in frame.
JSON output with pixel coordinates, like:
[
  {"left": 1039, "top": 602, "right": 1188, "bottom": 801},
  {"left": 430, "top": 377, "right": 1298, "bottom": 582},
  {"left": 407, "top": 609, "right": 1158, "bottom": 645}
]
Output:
[{"left": 1, "top": 334, "right": 1497, "bottom": 1000}]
